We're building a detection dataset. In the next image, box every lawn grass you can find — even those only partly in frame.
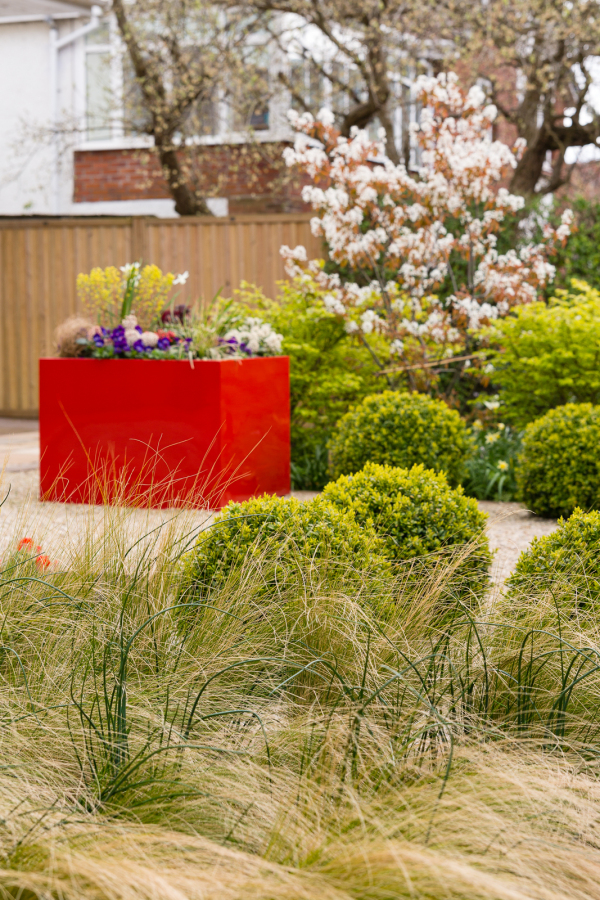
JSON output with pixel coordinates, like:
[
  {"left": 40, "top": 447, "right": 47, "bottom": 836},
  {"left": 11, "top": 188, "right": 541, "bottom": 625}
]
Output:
[{"left": 2, "top": 501, "right": 600, "bottom": 899}]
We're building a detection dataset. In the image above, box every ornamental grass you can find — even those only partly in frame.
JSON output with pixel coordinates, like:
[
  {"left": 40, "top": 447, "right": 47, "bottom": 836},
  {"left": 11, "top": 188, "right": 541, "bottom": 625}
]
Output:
[{"left": 3, "top": 497, "right": 600, "bottom": 899}]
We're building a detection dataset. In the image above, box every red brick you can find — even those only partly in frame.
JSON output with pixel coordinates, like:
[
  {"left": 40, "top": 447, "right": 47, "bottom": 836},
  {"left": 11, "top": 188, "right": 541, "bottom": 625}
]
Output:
[{"left": 73, "top": 145, "right": 309, "bottom": 212}]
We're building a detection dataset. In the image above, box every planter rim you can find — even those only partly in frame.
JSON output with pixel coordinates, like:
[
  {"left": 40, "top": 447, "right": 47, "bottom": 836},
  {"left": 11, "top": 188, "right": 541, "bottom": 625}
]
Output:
[{"left": 39, "top": 355, "right": 289, "bottom": 362}]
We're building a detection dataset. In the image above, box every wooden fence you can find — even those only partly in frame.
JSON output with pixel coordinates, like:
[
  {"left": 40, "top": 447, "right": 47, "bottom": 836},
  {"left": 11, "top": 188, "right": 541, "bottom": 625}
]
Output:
[{"left": 0, "top": 213, "right": 319, "bottom": 416}]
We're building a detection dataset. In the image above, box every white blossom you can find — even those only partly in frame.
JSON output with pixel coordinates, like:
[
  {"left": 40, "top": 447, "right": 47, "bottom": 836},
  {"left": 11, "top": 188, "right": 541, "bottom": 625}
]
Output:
[{"left": 280, "top": 70, "right": 572, "bottom": 358}]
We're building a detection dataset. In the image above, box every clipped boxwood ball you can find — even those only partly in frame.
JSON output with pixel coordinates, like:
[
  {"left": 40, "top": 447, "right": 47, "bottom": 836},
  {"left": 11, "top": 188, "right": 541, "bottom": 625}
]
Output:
[
  {"left": 323, "top": 462, "right": 491, "bottom": 597},
  {"left": 516, "top": 403, "right": 600, "bottom": 517},
  {"left": 328, "top": 391, "right": 472, "bottom": 486},
  {"left": 181, "top": 493, "right": 388, "bottom": 598},
  {"left": 506, "top": 508, "right": 600, "bottom": 611}
]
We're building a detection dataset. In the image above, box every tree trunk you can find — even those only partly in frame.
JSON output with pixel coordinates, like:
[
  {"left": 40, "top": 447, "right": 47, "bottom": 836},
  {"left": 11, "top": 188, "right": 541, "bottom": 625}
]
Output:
[
  {"left": 378, "top": 106, "right": 400, "bottom": 165},
  {"left": 509, "top": 137, "right": 547, "bottom": 197},
  {"left": 157, "top": 144, "right": 212, "bottom": 216},
  {"left": 112, "top": 0, "right": 213, "bottom": 217}
]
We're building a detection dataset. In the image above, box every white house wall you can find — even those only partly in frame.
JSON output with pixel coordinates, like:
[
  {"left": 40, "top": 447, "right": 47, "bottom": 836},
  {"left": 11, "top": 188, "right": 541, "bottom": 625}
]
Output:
[{"left": 0, "top": 17, "right": 85, "bottom": 215}]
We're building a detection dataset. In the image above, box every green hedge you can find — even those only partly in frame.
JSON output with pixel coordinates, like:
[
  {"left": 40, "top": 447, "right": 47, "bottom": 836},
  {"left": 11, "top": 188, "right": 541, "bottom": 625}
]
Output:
[
  {"left": 328, "top": 391, "right": 472, "bottom": 486},
  {"left": 516, "top": 403, "right": 600, "bottom": 517},
  {"left": 323, "top": 462, "right": 491, "bottom": 600},
  {"left": 506, "top": 508, "right": 600, "bottom": 612},
  {"left": 180, "top": 493, "right": 389, "bottom": 599}
]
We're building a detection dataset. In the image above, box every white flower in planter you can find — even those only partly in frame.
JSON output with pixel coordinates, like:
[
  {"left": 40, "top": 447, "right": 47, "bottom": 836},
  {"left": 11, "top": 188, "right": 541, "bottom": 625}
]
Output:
[
  {"left": 264, "top": 331, "right": 283, "bottom": 353},
  {"left": 173, "top": 271, "right": 189, "bottom": 285},
  {"left": 141, "top": 331, "right": 159, "bottom": 347},
  {"left": 217, "top": 317, "right": 283, "bottom": 358}
]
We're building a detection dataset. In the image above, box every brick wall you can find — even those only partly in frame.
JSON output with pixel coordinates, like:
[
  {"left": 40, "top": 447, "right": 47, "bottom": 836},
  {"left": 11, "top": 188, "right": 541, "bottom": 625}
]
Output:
[
  {"left": 74, "top": 149, "right": 171, "bottom": 202},
  {"left": 73, "top": 143, "right": 309, "bottom": 214}
]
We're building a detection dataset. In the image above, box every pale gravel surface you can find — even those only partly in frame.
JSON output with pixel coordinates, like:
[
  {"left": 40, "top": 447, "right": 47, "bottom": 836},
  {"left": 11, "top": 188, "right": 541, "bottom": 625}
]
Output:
[{"left": 0, "top": 427, "right": 559, "bottom": 581}]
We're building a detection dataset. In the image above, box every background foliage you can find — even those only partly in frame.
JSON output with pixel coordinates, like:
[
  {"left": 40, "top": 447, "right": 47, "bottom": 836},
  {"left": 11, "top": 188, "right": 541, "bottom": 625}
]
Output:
[
  {"left": 463, "top": 423, "right": 522, "bottom": 501},
  {"left": 236, "top": 281, "right": 382, "bottom": 489},
  {"left": 486, "top": 281, "right": 600, "bottom": 428},
  {"left": 547, "top": 198, "right": 600, "bottom": 291}
]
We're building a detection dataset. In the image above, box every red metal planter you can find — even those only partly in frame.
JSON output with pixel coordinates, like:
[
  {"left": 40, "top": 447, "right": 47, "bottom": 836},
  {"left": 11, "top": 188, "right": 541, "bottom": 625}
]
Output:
[{"left": 39, "top": 357, "right": 290, "bottom": 508}]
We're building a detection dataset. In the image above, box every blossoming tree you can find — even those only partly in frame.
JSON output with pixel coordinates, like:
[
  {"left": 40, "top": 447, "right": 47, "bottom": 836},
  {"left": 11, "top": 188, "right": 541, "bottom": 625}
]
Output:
[{"left": 281, "top": 72, "right": 573, "bottom": 396}]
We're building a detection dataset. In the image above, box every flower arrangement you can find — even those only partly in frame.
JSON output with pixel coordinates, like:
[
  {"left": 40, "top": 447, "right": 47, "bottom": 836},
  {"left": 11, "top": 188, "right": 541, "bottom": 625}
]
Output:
[
  {"left": 89, "top": 313, "right": 194, "bottom": 360},
  {"left": 77, "top": 263, "right": 187, "bottom": 329},
  {"left": 55, "top": 264, "right": 283, "bottom": 362}
]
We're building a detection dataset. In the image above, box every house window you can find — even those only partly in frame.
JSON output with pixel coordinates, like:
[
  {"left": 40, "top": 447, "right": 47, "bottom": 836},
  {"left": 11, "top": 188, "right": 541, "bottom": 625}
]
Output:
[
  {"left": 122, "top": 58, "right": 151, "bottom": 136},
  {"left": 186, "top": 96, "right": 221, "bottom": 137},
  {"left": 85, "top": 22, "right": 113, "bottom": 140},
  {"left": 288, "top": 56, "right": 423, "bottom": 165},
  {"left": 83, "top": 20, "right": 271, "bottom": 143},
  {"left": 231, "top": 67, "right": 271, "bottom": 133},
  {"left": 249, "top": 104, "right": 270, "bottom": 130}
]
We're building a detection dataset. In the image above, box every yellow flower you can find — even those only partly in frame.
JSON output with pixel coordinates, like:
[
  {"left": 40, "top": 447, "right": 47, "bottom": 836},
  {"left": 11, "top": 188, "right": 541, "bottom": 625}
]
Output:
[
  {"left": 497, "top": 460, "right": 509, "bottom": 471},
  {"left": 76, "top": 263, "right": 177, "bottom": 329},
  {"left": 485, "top": 432, "right": 500, "bottom": 444}
]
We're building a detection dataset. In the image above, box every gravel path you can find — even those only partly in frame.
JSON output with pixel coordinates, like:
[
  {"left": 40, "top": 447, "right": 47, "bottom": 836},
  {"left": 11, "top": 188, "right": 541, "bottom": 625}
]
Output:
[
  {"left": 478, "top": 500, "right": 557, "bottom": 583},
  {"left": 0, "top": 426, "right": 559, "bottom": 580}
]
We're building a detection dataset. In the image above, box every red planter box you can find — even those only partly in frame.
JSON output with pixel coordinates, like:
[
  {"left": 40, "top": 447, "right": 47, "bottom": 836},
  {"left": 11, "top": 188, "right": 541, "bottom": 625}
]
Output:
[{"left": 39, "top": 357, "right": 290, "bottom": 508}]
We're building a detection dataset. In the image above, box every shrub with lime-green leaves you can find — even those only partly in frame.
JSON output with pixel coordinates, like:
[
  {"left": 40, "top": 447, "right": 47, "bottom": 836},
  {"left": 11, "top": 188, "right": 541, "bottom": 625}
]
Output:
[
  {"left": 506, "top": 508, "right": 600, "bottom": 613},
  {"left": 328, "top": 391, "right": 472, "bottom": 486},
  {"left": 323, "top": 462, "right": 491, "bottom": 600},
  {"left": 234, "top": 280, "right": 383, "bottom": 489},
  {"left": 180, "top": 493, "right": 389, "bottom": 600},
  {"left": 486, "top": 280, "right": 600, "bottom": 428},
  {"left": 516, "top": 403, "right": 600, "bottom": 518}
]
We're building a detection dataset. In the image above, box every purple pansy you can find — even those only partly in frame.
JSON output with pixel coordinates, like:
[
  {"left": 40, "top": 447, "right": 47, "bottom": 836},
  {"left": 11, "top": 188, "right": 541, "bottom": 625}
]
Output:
[{"left": 110, "top": 325, "right": 129, "bottom": 353}]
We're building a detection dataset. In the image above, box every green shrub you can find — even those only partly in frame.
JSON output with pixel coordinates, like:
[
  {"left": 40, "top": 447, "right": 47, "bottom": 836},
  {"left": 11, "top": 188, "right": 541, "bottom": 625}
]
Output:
[
  {"left": 506, "top": 508, "right": 600, "bottom": 613},
  {"left": 328, "top": 391, "right": 472, "bottom": 486},
  {"left": 235, "top": 280, "right": 383, "bottom": 489},
  {"left": 181, "top": 493, "right": 389, "bottom": 599},
  {"left": 486, "top": 281, "right": 600, "bottom": 427},
  {"left": 516, "top": 403, "right": 600, "bottom": 518},
  {"left": 323, "top": 462, "right": 491, "bottom": 599}
]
